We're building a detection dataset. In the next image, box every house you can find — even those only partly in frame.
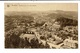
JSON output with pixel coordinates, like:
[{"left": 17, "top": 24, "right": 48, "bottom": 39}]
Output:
[
  {"left": 63, "top": 26, "right": 78, "bottom": 34},
  {"left": 19, "top": 33, "right": 37, "bottom": 42},
  {"left": 63, "top": 37, "right": 78, "bottom": 48},
  {"left": 51, "top": 21, "right": 60, "bottom": 31},
  {"left": 47, "top": 35, "right": 63, "bottom": 45}
]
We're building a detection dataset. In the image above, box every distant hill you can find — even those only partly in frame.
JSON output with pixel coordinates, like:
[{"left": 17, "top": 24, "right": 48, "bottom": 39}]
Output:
[
  {"left": 5, "top": 10, "right": 78, "bottom": 20},
  {"left": 46, "top": 10, "right": 78, "bottom": 20}
]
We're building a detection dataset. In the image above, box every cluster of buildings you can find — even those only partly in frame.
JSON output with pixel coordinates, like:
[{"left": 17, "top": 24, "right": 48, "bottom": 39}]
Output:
[
  {"left": 39, "top": 21, "right": 78, "bottom": 49},
  {"left": 18, "top": 19, "right": 78, "bottom": 49},
  {"left": 62, "top": 37, "right": 78, "bottom": 49},
  {"left": 63, "top": 26, "right": 78, "bottom": 34}
]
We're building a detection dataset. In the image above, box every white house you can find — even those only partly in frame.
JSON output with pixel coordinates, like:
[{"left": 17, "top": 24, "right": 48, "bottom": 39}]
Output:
[{"left": 63, "top": 37, "right": 78, "bottom": 48}]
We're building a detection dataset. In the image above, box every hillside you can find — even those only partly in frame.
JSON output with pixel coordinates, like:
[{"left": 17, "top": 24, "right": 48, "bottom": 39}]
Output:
[{"left": 5, "top": 10, "right": 78, "bottom": 48}]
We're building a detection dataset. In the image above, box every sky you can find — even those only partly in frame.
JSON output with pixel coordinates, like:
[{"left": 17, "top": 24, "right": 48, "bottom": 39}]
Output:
[{"left": 5, "top": 3, "right": 78, "bottom": 12}]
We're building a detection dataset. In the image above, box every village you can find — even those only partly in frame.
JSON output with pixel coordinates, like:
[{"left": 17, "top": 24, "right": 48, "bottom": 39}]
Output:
[
  {"left": 5, "top": 9, "right": 78, "bottom": 49},
  {"left": 18, "top": 20, "right": 78, "bottom": 49}
]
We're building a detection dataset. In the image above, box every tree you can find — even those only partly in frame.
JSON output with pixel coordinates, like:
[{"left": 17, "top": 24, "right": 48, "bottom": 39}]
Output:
[
  {"left": 24, "top": 37, "right": 30, "bottom": 48},
  {"left": 75, "top": 43, "right": 78, "bottom": 48},
  {"left": 40, "top": 36, "right": 46, "bottom": 40},
  {"left": 10, "top": 33, "right": 20, "bottom": 48},
  {"left": 44, "top": 42, "right": 50, "bottom": 48}
]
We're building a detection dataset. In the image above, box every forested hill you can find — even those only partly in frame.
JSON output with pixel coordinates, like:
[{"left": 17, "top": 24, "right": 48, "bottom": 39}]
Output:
[{"left": 46, "top": 10, "right": 78, "bottom": 20}]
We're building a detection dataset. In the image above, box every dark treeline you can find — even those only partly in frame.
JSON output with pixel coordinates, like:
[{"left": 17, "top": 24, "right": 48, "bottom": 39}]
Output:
[{"left": 56, "top": 17, "right": 78, "bottom": 27}]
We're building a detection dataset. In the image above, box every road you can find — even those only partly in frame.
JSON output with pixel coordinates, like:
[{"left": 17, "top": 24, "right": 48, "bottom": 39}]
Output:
[{"left": 34, "top": 32, "right": 63, "bottom": 49}]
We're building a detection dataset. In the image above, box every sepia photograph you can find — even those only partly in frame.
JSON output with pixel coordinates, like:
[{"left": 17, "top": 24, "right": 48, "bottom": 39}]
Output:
[{"left": 4, "top": 3, "right": 78, "bottom": 49}]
